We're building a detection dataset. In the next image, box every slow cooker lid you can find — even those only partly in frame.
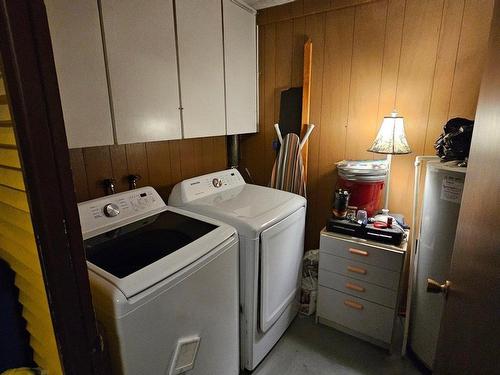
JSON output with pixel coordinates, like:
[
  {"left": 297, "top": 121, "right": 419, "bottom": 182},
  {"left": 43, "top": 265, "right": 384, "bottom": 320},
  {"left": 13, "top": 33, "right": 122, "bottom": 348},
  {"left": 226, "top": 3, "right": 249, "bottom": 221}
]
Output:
[{"left": 337, "top": 159, "right": 388, "bottom": 178}]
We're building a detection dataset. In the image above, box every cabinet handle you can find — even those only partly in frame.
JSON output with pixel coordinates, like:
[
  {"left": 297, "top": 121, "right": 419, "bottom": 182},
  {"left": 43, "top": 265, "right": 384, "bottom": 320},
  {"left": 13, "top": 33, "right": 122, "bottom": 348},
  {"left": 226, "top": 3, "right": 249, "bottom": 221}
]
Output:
[
  {"left": 347, "top": 265, "right": 367, "bottom": 275},
  {"left": 345, "top": 282, "right": 365, "bottom": 292},
  {"left": 349, "top": 248, "right": 369, "bottom": 256},
  {"left": 344, "top": 300, "right": 364, "bottom": 310}
]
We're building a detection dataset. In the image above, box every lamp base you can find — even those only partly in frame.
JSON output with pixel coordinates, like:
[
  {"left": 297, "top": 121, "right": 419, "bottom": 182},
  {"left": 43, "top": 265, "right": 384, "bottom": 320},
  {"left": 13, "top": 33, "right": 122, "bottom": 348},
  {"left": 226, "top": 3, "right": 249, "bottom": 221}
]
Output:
[{"left": 384, "top": 154, "right": 392, "bottom": 210}]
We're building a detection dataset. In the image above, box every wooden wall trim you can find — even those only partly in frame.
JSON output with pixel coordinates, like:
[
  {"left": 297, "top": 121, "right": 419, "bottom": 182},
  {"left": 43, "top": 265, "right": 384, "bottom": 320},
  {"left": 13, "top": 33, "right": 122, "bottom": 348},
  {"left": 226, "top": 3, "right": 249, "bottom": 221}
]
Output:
[{"left": 257, "top": 0, "right": 379, "bottom": 25}]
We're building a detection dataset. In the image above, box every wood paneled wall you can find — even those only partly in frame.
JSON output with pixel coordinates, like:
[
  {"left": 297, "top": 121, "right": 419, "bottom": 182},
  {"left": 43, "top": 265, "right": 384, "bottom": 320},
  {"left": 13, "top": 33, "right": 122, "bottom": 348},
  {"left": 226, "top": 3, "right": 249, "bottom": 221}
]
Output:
[
  {"left": 69, "top": 137, "right": 227, "bottom": 203},
  {"left": 241, "top": 0, "right": 494, "bottom": 249}
]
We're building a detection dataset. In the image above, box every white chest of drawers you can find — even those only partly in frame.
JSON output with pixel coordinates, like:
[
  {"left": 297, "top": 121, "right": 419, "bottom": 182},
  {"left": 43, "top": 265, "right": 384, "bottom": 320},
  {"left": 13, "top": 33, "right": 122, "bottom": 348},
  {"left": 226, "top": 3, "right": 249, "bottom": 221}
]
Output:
[{"left": 316, "top": 229, "right": 408, "bottom": 349}]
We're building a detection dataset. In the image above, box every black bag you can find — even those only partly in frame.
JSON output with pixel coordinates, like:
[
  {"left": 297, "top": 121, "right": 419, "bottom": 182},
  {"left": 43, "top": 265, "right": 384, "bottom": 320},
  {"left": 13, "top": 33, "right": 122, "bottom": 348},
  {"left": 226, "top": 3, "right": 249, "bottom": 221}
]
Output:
[{"left": 434, "top": 117, "right": 474, "bottom": 162}]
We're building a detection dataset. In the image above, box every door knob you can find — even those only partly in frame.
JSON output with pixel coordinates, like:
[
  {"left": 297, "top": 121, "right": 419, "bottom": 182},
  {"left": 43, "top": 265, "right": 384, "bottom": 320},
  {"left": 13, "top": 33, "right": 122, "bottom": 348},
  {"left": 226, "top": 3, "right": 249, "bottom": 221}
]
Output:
[{"left": 426, "top": 278, "right": 451, "bottom": 296}]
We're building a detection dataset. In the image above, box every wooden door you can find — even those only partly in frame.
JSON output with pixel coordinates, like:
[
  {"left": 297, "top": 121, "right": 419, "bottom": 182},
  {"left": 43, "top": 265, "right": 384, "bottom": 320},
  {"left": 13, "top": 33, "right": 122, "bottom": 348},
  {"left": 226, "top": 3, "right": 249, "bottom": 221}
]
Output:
[
  {"left": 0, "top": 1, "right": 105, "bottom": 373},
  {"left": 101, "top": 0, "right": 182, "bottom": 144},
  {"left": 44, "top": 0, "right": 114, "bottom": 148},
  {"left": 176, "top": 0, "right": 226, "bottom": 138},
  {"left": 223, "top": 0, "right": 257, "bottom": 135},
  {"left": 433, "top": 1, "right": 500, "bottom": 374}
]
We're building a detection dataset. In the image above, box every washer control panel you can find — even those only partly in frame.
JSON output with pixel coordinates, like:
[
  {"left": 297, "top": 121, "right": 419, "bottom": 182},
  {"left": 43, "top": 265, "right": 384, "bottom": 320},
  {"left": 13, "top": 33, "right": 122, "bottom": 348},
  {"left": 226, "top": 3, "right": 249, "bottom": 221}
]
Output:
[
  {"left": 175, "top": 169, "right": 246, "bottom": 203},
  {"left": 78, "top": 187, "right": 166, "bottom": 238}
]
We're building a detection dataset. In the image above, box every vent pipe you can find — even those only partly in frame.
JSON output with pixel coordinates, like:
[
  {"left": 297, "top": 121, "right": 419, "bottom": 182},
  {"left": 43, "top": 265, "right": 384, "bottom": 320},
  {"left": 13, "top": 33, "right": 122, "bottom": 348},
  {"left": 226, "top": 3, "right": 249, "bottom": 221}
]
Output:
[{"left": 227, "top": 135, "right": 239, "bottom": 169}]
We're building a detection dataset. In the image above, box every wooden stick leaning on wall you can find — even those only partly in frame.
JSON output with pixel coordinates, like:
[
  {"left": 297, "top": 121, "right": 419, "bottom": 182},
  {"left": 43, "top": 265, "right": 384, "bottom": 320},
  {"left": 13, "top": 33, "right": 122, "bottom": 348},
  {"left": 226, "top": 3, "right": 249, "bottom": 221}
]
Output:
[{"left": 300, "top": 39, "right": 312, "bottom": 183}]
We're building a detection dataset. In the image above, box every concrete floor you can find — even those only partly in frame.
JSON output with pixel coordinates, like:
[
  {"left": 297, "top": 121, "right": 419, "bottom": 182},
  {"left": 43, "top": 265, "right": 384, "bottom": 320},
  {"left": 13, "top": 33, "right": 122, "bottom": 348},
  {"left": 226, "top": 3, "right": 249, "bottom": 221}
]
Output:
[{"left": 248, "top": 315, "right": 424, "bottom": 375}]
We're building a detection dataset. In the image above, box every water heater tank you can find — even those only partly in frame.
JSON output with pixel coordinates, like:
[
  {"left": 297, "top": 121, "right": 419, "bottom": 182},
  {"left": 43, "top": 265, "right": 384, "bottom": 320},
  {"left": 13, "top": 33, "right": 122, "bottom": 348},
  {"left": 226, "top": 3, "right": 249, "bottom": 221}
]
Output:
[{"left": 409, "top": 161, "right": 466, "bottom": 369}]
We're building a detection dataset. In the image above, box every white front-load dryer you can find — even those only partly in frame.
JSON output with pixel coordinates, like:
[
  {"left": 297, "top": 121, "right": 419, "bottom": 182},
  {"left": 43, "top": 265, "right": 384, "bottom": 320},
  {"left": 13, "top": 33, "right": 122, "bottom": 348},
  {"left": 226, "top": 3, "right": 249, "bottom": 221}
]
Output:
[
  {"left": 79, "top": 187, "right": 239, "bottom": 375},
  {"left": 169, "top": 169, "right": 306, "bottom": 370}
]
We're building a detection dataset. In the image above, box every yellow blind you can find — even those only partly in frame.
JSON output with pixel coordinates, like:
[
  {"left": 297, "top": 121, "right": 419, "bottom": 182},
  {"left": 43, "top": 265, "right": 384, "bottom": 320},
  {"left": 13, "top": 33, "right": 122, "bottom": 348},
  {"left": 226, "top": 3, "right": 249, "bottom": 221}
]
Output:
[{"left": 0, "top": 77, "right": 63, "bottom": 374}]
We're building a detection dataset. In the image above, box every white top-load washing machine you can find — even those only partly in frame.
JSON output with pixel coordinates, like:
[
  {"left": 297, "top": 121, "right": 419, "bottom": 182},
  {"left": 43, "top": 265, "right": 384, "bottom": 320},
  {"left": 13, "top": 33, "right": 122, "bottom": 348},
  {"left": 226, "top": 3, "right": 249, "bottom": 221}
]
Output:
[
  {"left": 169, "top": 169, "right": 306, "bottom": 370},
  {"left": 78, "top": 187, "right": 239, "bottom": 375}
]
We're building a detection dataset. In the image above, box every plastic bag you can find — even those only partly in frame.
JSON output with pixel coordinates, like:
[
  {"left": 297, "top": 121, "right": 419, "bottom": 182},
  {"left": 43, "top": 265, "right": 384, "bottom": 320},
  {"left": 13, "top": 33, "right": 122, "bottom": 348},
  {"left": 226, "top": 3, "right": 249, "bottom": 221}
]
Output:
[{"left": 299, "top": 249, "right": 319, "bottom": 316}]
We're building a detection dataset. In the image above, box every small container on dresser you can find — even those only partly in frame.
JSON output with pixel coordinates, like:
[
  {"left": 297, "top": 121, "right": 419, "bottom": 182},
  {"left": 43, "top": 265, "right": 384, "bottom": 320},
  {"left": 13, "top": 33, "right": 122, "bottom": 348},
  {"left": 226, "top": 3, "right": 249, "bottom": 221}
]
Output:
[{"left": 316, "top": 229, "right": 408, "bottom": 350}]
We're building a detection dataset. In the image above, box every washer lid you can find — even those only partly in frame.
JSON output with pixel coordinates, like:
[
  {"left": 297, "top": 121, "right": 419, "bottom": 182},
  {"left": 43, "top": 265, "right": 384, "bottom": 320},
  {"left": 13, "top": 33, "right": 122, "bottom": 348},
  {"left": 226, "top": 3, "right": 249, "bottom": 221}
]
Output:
[
  {"left": 85, "top": 206, "right": 236, "bottom": 298},
  {"left": 175, "top": 184, "right": 306, "bottom": 238}
]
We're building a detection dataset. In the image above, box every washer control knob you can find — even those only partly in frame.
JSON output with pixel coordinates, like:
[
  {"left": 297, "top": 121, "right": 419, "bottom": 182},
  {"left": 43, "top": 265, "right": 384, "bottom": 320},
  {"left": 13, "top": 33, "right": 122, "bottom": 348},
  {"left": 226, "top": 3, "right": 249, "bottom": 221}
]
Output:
[
  {"left": 103, "top": 203, "right": 120, "bottom": 217},
  {"left": 212, "top": 178, "right": 223, "bottom": 188}
]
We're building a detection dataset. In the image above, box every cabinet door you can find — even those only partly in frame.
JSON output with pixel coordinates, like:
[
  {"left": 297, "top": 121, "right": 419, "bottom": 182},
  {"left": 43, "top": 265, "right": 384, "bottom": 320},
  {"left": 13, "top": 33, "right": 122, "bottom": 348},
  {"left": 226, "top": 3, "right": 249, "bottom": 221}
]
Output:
[
  {"left": 176, "top": 0, "right": 226, "bottom": 138},
  {"left": 101, "top": 0, "right": 181, "bottom": 144},
  {"left": 223, "top": 0, "right": 257, "bottom": 135},
  {"left": 45, "top": 0, "right": 114, "bottom": 148}
]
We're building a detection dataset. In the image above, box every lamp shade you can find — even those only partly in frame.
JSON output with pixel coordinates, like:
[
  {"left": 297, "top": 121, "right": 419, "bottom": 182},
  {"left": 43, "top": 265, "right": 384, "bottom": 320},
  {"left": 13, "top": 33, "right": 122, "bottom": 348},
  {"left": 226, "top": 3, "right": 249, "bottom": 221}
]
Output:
[{"left": 368, "top": 112, "right": 411, "bottom": 154}]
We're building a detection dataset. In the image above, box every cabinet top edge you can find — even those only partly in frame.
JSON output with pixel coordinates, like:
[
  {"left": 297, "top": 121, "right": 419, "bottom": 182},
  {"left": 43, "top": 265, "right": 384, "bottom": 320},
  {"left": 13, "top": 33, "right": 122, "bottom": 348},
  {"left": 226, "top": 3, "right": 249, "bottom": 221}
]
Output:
[{"left": 320, "top": 228, "right": 409, "bottom": 254}]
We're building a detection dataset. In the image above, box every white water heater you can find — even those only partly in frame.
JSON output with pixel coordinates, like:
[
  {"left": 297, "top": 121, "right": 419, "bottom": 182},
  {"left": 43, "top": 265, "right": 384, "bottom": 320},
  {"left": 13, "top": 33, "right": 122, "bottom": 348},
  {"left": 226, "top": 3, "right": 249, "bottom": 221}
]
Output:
[{"left": 410, "top": 161, "right": 466, "bottom": 369}]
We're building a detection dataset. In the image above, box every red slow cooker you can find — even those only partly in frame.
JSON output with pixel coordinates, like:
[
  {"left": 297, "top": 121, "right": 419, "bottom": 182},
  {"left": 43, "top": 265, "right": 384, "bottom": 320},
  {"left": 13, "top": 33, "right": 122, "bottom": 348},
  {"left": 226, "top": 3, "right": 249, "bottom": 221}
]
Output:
[{"left": 336, "top": 160, "right": 388, "bottom": 217}]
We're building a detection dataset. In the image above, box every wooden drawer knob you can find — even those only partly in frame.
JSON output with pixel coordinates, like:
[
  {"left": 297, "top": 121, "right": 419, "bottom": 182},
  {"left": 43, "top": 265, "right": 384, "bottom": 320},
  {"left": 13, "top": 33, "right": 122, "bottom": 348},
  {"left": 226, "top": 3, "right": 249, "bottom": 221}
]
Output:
[
  {"left": 349, "top": 248, "right": 369, "bottom": 256},
  {"left": 344, "top": 300, "right": 364, "bottom": 310},
  {"left": 345, "top": 282, "right": 365, "bottom": 292},
  {"left": 347, "top": 265, "right": 367, "bottom": 275}
]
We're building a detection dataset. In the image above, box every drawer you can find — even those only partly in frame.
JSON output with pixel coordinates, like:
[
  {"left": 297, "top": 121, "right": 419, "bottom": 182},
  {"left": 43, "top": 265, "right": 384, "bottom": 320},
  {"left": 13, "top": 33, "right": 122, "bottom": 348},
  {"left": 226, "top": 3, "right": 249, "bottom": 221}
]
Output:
[
  {"left": 317, "top": 286, "right": 394, "bottom": 343},
  {"left": 319, "top": 252, "right": 400, "bottom": 290},
  {"left": 320, "top": 234, "right": 403, "bottom": 271},
  {"left": 318, "top": 268, "right": 397, "bottom": 308}
]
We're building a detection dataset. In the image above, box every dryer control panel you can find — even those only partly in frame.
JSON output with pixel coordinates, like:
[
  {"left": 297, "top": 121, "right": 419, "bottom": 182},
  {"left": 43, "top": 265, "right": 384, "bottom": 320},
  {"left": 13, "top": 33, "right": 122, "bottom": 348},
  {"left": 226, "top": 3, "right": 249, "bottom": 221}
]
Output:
[
  {"left": 78, "top": 186, "right": 166, "bottom": 239},
  {"left": 171, "top": 169, "right": 246, "bottom": 204}
]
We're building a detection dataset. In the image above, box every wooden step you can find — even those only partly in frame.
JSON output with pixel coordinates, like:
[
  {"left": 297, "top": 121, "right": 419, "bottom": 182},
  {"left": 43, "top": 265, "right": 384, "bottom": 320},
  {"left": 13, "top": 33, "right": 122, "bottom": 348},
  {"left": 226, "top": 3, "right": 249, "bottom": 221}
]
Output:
[
  {"left": 0, "top": 95, "right": 8, "bottom": 105},
  {"left": 0, "top": 120, "right": 12, "bottom": 127}
]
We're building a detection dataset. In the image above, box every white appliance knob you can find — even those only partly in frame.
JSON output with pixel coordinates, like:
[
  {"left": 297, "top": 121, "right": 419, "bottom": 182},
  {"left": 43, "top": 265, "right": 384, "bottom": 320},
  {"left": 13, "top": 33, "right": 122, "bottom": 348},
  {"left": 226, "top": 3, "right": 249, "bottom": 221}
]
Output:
[
  {"left": 103, "top": 203, "right": 120, "bottom": 217},
  {"left": 212, "top": 178, "right": 223, "bottom": 188}
]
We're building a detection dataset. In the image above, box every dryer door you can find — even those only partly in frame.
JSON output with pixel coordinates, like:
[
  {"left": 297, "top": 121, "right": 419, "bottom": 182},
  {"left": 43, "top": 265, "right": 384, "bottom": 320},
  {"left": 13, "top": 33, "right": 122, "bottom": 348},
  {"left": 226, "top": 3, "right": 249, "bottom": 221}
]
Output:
[{"left": 259, "top": 206, "right": 305, "bottom": 332}]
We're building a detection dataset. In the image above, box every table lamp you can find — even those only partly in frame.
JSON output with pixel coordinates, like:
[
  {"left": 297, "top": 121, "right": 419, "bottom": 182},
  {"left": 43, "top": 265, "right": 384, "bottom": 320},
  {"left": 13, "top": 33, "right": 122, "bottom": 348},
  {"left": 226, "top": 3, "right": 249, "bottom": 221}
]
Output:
[{"left": 368, "top": 111, "right": 411, "bottom": 212}]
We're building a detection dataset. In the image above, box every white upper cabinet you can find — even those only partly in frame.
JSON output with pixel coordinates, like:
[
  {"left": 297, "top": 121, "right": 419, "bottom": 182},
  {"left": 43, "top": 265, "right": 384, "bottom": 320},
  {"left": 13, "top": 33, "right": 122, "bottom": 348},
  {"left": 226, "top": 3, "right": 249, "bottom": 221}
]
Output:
[
  {"left": 223, "top": 0, "right": 257, "bottom": 135},
  {"left": 101, "top": 0, "right": 182, "bottom": 144},
  {"left": 46, "top": 0, "right": 258, "bottom": 147},
  {"left": 45, "top": 0, "right": 114, "bottom": 148},
  {"left": 176, "top": 0, "right": 226, "bottom": 138}
]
